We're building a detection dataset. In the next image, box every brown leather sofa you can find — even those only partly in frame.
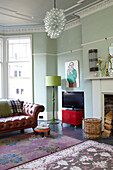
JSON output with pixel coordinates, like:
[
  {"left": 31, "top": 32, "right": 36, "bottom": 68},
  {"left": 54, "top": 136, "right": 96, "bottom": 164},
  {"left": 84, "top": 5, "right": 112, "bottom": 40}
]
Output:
[{"left": 0, "top": 101, "right": 44, "bottom": 134}]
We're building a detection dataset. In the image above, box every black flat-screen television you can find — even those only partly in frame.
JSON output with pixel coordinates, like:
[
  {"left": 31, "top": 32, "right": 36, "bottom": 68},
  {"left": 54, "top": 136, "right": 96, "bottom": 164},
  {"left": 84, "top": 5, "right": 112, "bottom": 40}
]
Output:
[{"left": 62, "top": 91, "right": 84, "bottom": 110}]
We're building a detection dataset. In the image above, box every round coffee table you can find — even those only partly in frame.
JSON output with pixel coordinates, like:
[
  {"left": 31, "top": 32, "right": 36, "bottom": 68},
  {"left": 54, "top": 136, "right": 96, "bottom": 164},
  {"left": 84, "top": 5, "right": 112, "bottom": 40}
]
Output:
[{"left": 34, "top": 127, "right": 50, "bottom": 137}]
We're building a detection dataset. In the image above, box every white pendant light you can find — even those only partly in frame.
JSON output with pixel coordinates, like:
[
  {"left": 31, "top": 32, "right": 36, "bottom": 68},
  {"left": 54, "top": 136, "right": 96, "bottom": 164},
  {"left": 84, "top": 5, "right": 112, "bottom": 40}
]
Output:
[{"left": 44, "top": 0, "right": 66, "bottom": 39}]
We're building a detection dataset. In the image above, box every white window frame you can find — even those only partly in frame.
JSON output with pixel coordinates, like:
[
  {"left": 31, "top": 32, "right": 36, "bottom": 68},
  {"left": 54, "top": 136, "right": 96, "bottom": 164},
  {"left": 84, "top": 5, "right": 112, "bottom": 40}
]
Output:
[
  {"left": 0, "top": 38, "right": 3, "bottom": 98},
  {"left": 6, "top": 35, "right": 33, "bottom": 102}
]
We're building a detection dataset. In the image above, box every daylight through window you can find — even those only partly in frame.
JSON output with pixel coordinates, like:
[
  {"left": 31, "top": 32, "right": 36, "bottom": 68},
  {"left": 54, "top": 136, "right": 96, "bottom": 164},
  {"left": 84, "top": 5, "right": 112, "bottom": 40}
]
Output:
[
  {"left": 0, "top": 39, "right": 3, "bottom": 98},
  {"left": 7, "top": 36, "right": 32, "bottom": 102}
]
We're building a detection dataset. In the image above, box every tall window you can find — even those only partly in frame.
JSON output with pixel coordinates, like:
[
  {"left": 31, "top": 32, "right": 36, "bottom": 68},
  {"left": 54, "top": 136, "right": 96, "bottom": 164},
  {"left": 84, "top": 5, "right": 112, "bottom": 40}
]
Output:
[
  {"left": 0, "top": 39, "right": 3, "bottom": 98},
  {"left": 7, "top": 36, "right": 32, "bottom": 102}
]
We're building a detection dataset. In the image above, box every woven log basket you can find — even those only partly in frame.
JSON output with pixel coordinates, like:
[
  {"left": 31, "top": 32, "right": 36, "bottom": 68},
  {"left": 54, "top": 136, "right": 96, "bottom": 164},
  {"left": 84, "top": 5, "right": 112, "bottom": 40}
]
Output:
[{"left": 84, "top": 118, "right": 102, "bottom": 139}]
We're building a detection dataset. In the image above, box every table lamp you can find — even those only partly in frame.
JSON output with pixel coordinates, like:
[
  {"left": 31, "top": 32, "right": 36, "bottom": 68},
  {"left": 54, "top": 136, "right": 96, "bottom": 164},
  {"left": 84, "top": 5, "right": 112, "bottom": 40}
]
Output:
[{"left": 45, "top": 76, "right": 61, "bottom": 124}]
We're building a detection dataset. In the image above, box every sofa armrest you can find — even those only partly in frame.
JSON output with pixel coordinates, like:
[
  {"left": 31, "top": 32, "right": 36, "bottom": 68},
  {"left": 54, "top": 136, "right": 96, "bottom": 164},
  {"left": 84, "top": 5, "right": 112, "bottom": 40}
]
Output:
[{"left": 22, "top": 103, "right": 45, "bottom": 119}]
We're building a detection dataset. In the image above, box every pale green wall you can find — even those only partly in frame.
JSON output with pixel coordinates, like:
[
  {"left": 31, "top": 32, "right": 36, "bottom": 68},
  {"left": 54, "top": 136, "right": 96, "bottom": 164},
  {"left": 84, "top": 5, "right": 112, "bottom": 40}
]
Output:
[
  {"left": 57, "top": 5, "right": 113, "bottom": 119},
  {"left": 32, "top": 32, "right": 57, "bottom": 53},
  {"left": 32, "top": 32, "right": 57, "bottom": 112},
  {"left": 57, "top": 25, "right": 84, "bottom": 113},
  {"left": 57, "top": 25, "right": 83, "bottom": 89},
  {"left": 57, "top": 26, "right": 82, "bottom": 53},
  {"left": 82, "top": 5, "right": 113, "bottom": 118},
  {"left": 82, "top": 5, "right": 113, "bottom": 44}
]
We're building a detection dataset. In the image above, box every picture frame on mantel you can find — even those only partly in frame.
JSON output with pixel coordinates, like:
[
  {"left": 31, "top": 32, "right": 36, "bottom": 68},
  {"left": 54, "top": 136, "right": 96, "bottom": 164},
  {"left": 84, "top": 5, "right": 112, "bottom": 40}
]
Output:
[
  {"left": 89, "top": 49, "right": 98, "bottom": 72},
  {"left": 65, "top": 60, "right": 79, "bottom": 88}
]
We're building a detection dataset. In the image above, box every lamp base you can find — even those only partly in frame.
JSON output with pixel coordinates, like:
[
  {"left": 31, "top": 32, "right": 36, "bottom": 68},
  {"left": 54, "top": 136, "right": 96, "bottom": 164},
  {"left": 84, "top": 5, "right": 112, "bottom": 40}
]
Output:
[{"left": 48, "top": 120, "right": 59, "bottom": 124}]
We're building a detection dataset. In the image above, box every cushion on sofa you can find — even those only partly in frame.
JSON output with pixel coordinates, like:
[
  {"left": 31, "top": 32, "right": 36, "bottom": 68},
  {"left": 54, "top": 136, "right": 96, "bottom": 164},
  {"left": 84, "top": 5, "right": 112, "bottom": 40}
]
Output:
[
  {"left": 9, "top": 99, "right": 23, "bottom": 114},
  {"left": 0, "top": 100, "right": 12, "bottom": 118}
]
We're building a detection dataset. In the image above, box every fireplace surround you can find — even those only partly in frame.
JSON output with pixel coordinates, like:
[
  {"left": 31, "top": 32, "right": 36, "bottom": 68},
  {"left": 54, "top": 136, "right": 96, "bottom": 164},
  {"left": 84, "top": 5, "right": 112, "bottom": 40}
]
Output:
[
  {"left": 86, "top": 77, "right": 113, "bottom": 130},
  {"left": 104, "top": 94, "right": 113, "bottom": 115}
]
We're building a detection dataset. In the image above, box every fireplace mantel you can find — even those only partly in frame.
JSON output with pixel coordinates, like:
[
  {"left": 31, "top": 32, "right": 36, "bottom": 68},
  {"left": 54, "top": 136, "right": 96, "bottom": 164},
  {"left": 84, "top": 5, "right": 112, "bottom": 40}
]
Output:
[
  {"left": 87, "top": 77, "right": 113, "bottom": 130},
  {"left": 85, "top": 76, "right": 113, "bottom": 80}
]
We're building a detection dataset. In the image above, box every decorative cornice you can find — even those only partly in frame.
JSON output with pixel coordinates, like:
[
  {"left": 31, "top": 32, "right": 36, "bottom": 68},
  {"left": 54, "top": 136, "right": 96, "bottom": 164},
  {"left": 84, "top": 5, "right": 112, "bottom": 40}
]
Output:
[
  {"left": 0, "top": 0, "right": 112, "bottom": 34},
  {"left": 65, "top": 19, "right": 81, "bottom": 30},
  {"left": 78, "top": 0, "right": 113, "bottom": 18},
  {"left": 0, "top": 25, "right": 45, "bottom": 34},
  {"left": 0, "top": 19, "right": 81, "bottom": 34}
]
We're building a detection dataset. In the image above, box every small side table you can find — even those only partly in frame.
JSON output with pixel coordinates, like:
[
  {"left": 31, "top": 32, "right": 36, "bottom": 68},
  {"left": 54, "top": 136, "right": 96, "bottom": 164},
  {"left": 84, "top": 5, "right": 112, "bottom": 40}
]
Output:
[{"left": 34, "top": 127, "right": 50, "bottom": 137}]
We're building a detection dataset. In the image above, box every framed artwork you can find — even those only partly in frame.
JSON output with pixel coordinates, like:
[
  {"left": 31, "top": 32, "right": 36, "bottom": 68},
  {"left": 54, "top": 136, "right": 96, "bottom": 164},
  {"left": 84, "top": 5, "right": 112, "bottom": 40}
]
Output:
[
  {"left": 89, "top": 49, "right": 98, "bottom": 72},
  {"left": 65, "top": 60, "right": 79, "bottom": 88}
]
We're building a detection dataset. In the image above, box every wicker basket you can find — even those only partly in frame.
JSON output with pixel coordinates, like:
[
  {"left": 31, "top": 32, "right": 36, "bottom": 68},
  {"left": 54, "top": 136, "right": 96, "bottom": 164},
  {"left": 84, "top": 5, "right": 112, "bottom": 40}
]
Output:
[{"left": 84, "top": 118, "right": 102, "bottom": 139}]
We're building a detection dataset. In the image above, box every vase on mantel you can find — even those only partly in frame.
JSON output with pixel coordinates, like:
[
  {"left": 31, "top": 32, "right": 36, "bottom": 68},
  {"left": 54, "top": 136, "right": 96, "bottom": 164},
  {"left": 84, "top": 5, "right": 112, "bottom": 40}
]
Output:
[
  {"left": 109, "top": 69, "right": 113, "bottom": 77},
  {"left": 102, "top": 70, "right": 106, "bottom": 77},
  {"left": 98, "top": 70, "right": 102, "bottom": 77}
]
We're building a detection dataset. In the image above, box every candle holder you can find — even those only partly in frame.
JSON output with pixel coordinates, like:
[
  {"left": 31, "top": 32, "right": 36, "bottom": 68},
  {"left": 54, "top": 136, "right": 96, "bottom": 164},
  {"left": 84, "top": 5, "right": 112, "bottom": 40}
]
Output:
[{"left": 106, "top": 62, "right": 109, "bottom": 76}]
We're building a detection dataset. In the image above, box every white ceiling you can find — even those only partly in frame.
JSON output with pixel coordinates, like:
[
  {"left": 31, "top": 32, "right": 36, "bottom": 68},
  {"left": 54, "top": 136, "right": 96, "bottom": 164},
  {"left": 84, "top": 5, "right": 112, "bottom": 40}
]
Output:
[{"left": 0, "top": 0, "right": 107, "bottom": 27}]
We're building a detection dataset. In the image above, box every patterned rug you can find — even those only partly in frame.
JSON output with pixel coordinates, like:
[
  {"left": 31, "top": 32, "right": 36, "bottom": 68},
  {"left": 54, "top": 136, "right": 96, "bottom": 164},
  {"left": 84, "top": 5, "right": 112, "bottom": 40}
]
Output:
[
  {"left": 10, "top": 140, "right": 113, "bottom": 170},
  {"left": 0, "top": 132, "right": 82, "bottom": 169}
]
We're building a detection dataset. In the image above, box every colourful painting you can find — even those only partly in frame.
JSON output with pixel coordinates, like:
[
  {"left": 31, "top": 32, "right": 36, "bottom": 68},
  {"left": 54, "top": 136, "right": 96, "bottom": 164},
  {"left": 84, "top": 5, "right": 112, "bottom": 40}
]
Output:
[{"left": 65, "top": 60, "right": 79, "bottom": 88}]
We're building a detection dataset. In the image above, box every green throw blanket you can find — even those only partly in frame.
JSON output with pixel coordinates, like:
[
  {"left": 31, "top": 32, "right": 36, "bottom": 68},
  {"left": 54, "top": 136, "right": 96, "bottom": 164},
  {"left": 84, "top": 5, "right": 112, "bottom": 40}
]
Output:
[{"left": 0, "top": 100, "right": 12, "bottom": 118}]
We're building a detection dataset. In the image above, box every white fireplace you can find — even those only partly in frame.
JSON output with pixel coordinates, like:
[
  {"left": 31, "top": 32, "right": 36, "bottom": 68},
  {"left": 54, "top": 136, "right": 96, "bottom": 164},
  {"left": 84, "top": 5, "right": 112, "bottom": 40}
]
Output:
[{"left": 88, "top": 77, "right": 113, "bottom": 130}]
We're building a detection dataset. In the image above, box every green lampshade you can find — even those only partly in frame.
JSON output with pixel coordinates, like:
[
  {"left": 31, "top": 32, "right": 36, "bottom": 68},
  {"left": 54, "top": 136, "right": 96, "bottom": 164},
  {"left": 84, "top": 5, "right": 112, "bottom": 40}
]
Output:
[{"left": 45, "top": 76, "right": 61, "bottom": 86}]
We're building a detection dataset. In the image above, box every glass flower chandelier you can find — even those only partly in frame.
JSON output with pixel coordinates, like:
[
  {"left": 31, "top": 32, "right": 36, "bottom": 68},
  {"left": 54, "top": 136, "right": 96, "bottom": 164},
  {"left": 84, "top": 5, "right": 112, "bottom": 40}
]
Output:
[{"left": 44, "top": 0, "right": 66, "bottom": 39}]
